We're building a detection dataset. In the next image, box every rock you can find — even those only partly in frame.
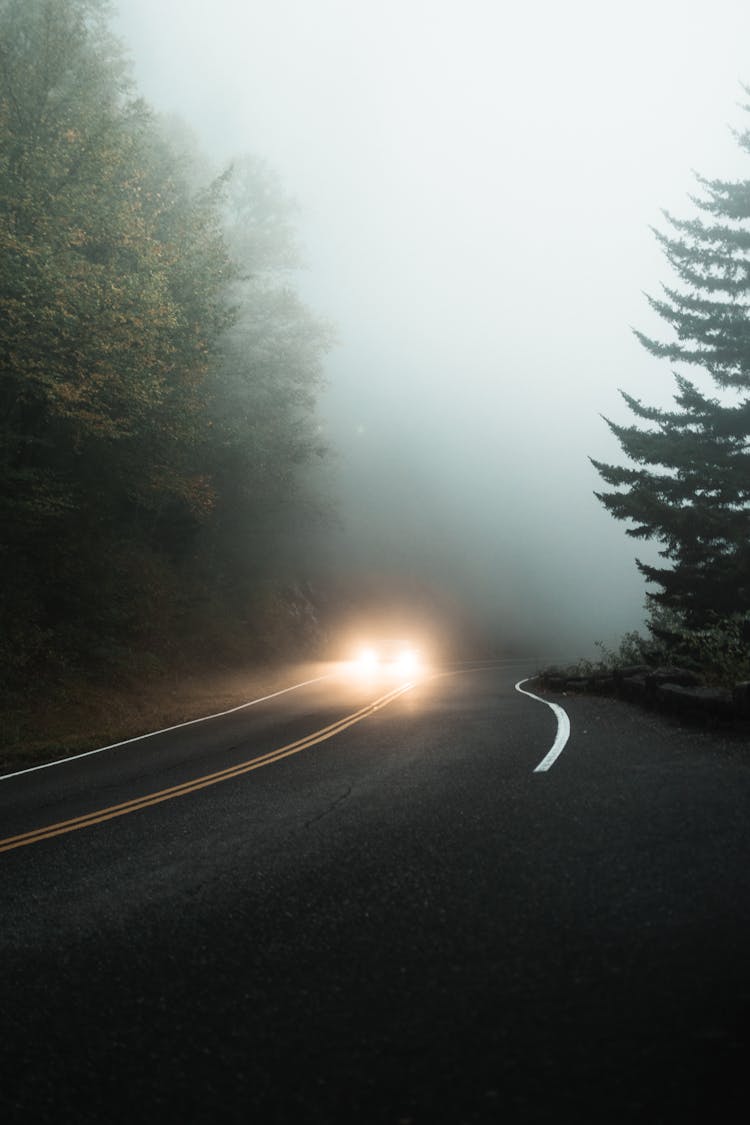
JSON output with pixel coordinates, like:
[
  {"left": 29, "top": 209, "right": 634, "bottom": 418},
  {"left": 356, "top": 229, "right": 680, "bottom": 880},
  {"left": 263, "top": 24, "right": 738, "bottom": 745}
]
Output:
[
  {"left": 656, "top": 683, "right": 733, "bottom": 719},
  {"left": 542, "top": 674, "right": 567, "bottom": 691},
  {"left": 614, "top": 665, "right": 652, "bottom": 681},
  {"left": 732, "top": 681, "right": 750, "bottom": 718},
  {"left": 646, "top": 666, "right": 704, "bottom": 688},
  {"left": 619, "top": 674, "right": 648, "bottom": 701}
]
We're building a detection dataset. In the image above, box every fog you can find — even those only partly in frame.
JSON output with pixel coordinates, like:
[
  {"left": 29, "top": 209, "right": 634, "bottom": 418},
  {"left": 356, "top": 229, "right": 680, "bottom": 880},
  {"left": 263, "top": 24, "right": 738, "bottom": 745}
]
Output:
[{"left": 115, "top": 0, "right": 750, "bottom": 657}]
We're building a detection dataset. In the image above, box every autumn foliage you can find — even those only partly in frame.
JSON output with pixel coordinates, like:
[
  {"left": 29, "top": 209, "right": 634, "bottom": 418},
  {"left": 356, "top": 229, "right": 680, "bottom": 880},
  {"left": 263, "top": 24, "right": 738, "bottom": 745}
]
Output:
[{"left": 0, "top": 0, "right": 331, "bottom": 689}]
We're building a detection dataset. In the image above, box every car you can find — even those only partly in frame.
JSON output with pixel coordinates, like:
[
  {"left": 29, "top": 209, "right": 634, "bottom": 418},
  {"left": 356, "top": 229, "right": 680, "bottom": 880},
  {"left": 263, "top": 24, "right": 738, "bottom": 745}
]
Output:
[{"left": 352, "top": 638, "right": 423, "bottom": 678}]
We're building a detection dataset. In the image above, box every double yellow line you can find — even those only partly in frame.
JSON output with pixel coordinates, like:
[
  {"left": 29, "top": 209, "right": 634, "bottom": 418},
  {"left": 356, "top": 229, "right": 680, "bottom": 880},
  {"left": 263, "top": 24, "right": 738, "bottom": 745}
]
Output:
[{"left": 0, "top": 681, "right": 416, "bottom": 855}]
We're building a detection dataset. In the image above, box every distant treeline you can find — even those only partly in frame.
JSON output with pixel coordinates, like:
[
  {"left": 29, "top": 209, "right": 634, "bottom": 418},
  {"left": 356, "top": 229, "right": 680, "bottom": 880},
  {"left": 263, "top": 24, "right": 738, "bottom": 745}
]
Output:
[{"left": 0, "top": 0, "right": 333, "bottom": 689}]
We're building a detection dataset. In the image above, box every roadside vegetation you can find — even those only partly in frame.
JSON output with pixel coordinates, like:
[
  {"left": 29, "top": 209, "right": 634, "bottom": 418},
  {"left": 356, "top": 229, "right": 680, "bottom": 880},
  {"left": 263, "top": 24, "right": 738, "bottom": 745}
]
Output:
[
  {"left": 578, "top": 608, "right": 750, "bottom": 689},
  {"left": 0, "top": 0, "right": 333, "bottom": 757}
]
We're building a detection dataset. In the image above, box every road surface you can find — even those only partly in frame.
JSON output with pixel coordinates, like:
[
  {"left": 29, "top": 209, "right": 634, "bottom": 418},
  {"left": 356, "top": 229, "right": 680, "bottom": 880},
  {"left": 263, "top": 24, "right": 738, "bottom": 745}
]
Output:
[{"left": 2, "top": 660, "right": 749, "bottom": 1122}]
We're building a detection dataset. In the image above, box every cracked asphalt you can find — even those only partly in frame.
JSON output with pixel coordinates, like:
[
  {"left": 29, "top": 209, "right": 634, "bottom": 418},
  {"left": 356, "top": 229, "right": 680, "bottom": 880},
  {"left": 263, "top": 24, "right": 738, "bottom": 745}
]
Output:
[{"left": 2, "top": 661, "right": 750, "bottom": 1123}]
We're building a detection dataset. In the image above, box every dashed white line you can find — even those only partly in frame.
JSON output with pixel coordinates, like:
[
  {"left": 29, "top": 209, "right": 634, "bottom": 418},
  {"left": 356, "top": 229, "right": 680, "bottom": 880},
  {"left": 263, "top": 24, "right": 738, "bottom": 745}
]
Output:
[
  {"left": 515, "top": 678, "right": 571, "bottom": 772},
  {"left": 0, "top": 672, "right": 333, "bottom": 782}
]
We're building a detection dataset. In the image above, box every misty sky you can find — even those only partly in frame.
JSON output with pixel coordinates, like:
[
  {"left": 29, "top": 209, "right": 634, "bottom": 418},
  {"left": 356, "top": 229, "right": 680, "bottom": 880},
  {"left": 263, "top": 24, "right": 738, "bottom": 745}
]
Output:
[{"left": 114, "top": 0, "right": 750, "bottom": 655}]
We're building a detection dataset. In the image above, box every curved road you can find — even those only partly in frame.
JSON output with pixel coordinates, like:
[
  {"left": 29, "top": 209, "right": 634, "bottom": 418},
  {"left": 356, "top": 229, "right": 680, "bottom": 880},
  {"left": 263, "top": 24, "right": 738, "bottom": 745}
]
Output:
[{"left": 2, "top": 660, "right": 749, "bottom": 1122}]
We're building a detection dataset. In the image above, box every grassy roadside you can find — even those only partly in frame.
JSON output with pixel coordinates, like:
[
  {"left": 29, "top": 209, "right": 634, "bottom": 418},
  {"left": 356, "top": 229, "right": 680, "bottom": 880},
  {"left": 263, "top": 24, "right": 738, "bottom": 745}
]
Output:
[{"left": 0, "top": 660, "right": 327, "bottom": 774}]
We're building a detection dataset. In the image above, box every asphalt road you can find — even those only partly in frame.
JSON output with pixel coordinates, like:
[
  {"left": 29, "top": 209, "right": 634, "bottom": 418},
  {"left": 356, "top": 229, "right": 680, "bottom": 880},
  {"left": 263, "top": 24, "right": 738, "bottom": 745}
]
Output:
[{"left": 2, "top": 660, "right": 750, "bottom": 1123}]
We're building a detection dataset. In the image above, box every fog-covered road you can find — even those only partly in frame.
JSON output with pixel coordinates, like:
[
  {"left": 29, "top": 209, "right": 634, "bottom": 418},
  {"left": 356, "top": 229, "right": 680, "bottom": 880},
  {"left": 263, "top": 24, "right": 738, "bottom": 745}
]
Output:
[{"left": 2, "top": 662, "right": 749, "bottom": 1123}]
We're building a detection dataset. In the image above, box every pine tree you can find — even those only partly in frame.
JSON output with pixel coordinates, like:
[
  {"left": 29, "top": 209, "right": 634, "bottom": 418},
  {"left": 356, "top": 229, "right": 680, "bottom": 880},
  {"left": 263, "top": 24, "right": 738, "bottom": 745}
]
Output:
[{"left": 592, "top": 94, "right": 750, "bottom": 626}]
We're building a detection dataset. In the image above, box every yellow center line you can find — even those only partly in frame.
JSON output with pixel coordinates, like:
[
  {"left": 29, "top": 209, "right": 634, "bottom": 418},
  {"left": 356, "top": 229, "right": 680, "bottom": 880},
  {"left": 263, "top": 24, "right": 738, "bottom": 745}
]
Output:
[{"left": 0, "top": 681, "right": 416, "bottom": 855}]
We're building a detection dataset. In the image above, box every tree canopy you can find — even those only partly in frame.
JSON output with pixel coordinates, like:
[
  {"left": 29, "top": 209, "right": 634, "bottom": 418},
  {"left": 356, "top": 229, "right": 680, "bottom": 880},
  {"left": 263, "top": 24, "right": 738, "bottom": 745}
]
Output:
[
  {"left": 0, "top": 0, "right": 332, "bottom": 685},
  {"left": 592, "top": 94, "right": 750, "bottom": 626}
]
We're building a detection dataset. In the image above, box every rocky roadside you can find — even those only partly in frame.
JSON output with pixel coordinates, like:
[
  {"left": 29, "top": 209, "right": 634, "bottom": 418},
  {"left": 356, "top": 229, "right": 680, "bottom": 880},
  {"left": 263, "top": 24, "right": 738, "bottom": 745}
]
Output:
[{"left": 537, "top": 663, "right": 750, "bottom": 728}]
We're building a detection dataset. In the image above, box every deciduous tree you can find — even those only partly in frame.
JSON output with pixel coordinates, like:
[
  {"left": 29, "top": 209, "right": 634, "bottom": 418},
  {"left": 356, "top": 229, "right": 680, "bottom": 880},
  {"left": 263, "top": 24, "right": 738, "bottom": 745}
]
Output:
[{"left": 0, "top": 1, "right": 332, "bottom": 684}]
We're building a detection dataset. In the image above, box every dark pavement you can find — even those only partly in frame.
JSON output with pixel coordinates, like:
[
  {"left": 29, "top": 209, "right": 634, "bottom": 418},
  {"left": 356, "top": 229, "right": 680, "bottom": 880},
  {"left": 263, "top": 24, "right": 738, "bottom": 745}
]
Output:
[{"left": 2, "top": 661, "right": 749, "bottom": 1123}]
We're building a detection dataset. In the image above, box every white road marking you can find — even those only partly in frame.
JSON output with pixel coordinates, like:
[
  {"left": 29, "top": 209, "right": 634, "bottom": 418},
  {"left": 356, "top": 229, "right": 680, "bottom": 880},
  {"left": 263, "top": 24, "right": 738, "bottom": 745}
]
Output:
[
  {"left": 0, "top": 672, "right": 333, "bottom": 782},
  {"left": 515, "top": 678, "right": 571, "bottom": 772}
]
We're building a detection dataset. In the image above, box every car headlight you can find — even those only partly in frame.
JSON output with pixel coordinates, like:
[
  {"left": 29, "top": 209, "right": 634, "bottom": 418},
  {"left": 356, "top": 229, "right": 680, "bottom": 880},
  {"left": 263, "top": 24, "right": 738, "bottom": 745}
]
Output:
[{"left": 355, "top": 646, "right": 379, "bottom": 672}]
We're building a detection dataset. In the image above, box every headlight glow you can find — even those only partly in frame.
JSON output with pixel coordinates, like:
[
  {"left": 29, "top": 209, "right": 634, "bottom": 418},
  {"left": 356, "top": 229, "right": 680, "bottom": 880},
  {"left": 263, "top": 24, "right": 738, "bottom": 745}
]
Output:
[
  {"left": 355, "top": 646, "right": 379, "bottom": 673},
  {"left": 394, "top": 648, "right": 420, "bottom": 675},
  {"left": 349, "top": 641, "right": 422, "bottom": 677}
]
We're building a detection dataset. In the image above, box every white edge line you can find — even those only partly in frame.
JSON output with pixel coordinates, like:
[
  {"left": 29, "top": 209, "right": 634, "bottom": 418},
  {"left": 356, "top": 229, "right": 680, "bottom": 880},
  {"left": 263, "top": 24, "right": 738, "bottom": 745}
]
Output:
[
  {"left": 0, "top": 672, "right": 334, "bottom": 782},
  {"left": 515, "top": 677, "right": 571, "bottom": 772}
]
